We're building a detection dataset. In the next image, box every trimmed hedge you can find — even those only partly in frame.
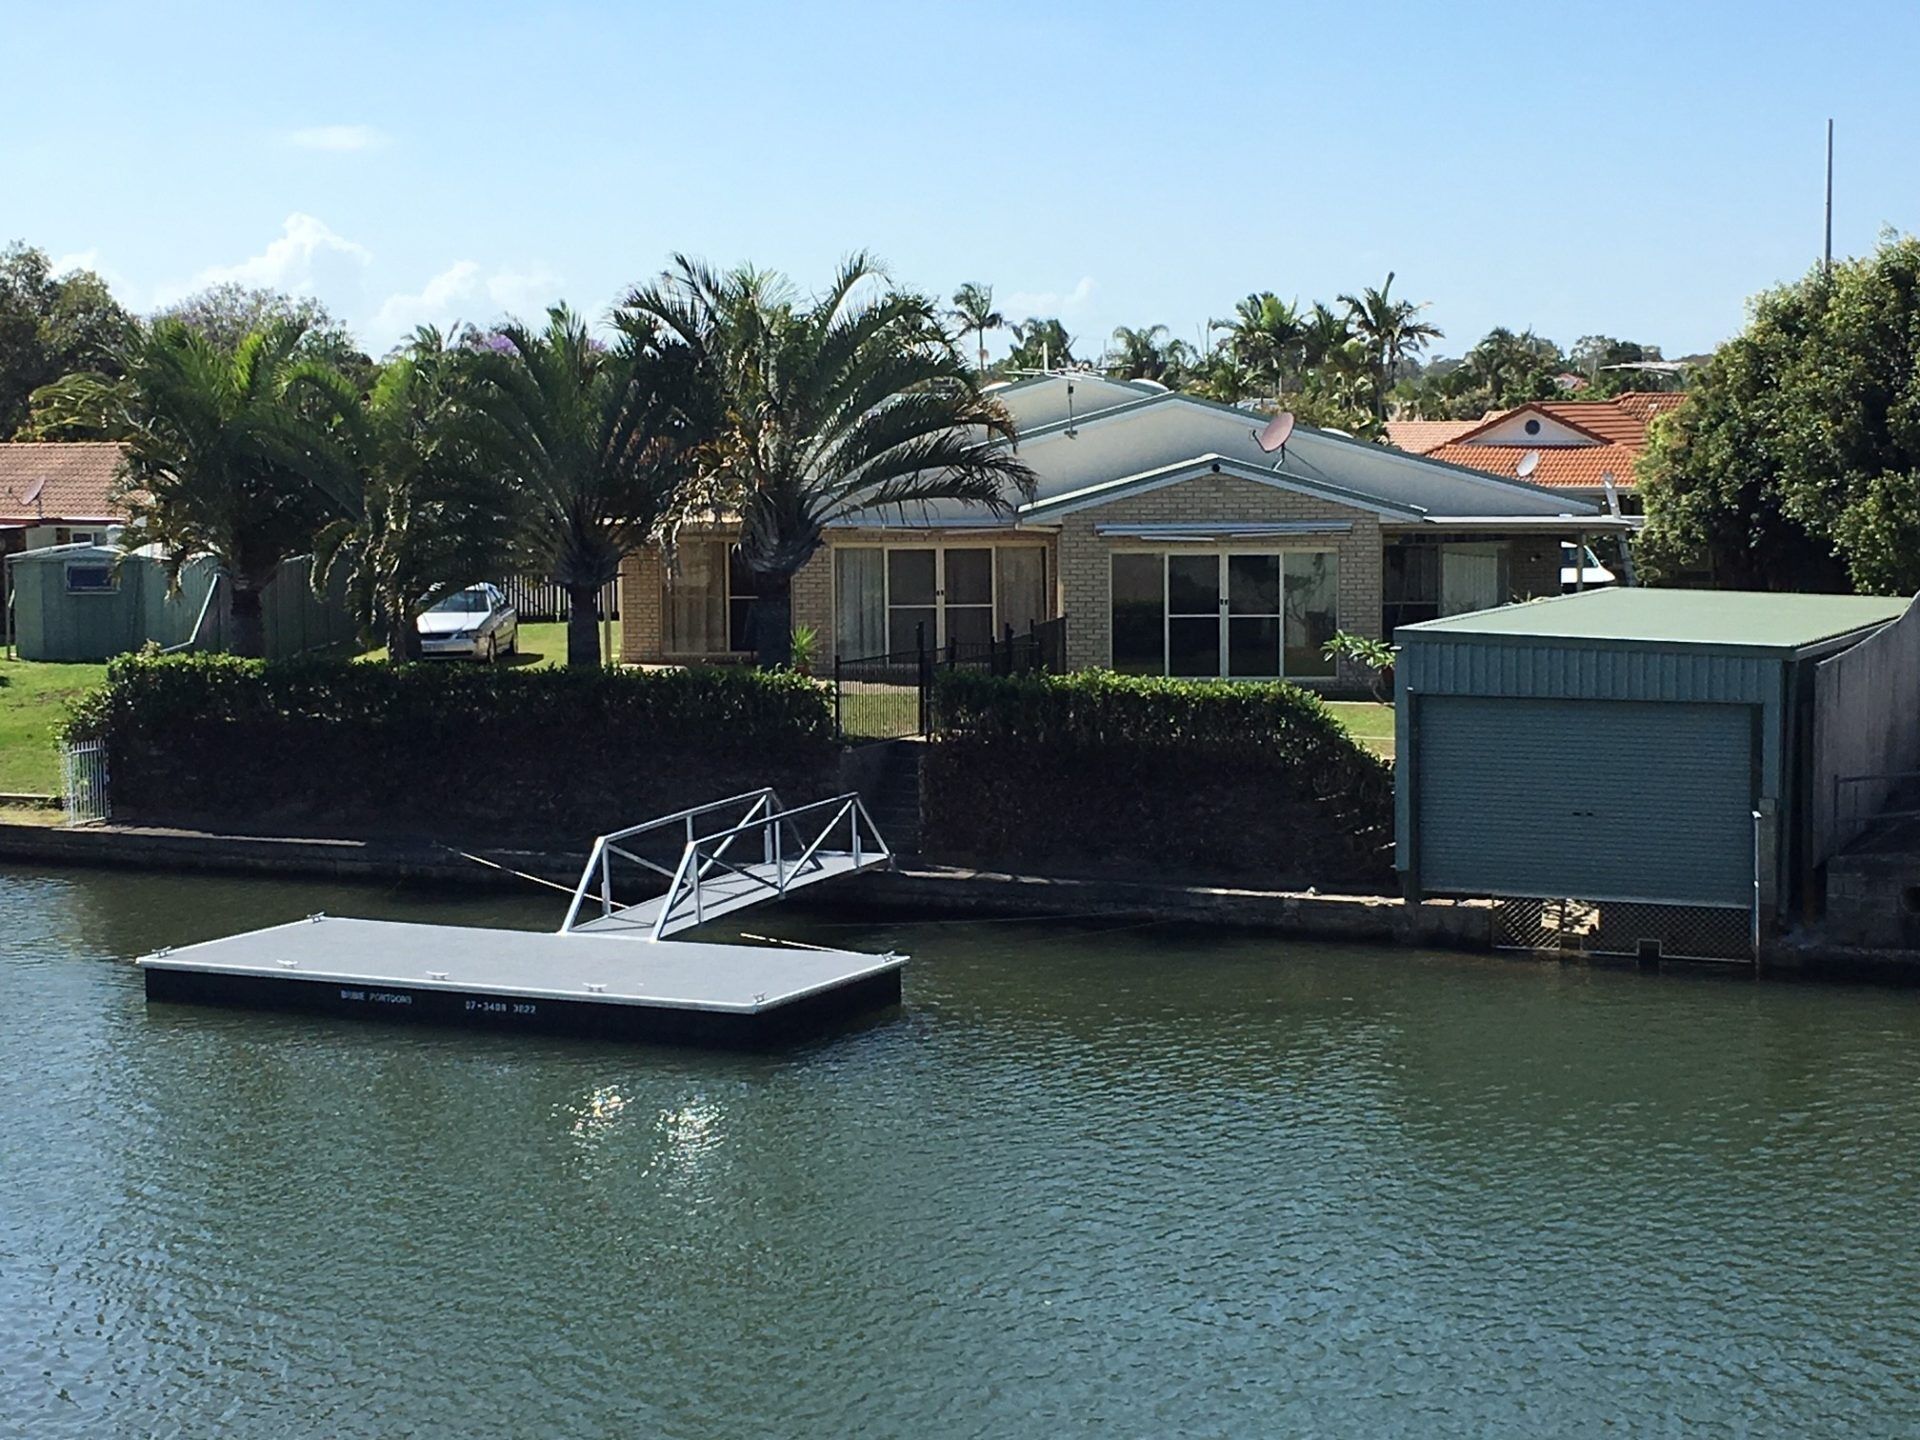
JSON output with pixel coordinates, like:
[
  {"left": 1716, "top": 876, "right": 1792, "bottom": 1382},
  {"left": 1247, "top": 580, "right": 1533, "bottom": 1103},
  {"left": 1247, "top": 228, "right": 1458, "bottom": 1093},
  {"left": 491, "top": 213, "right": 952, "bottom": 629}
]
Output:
[
  {"left": 69, "top": 652, "right": 837, "bottom": 841},
  {"left": 923, "top": 670, "right": 1395, "bottom": 890}
]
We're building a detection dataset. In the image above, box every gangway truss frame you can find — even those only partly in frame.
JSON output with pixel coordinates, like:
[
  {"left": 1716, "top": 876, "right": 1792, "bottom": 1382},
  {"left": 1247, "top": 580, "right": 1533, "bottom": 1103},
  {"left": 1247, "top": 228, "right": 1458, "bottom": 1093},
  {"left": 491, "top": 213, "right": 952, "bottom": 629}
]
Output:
[{"left": 559, "top": 788, "right": 893, "bottom": 941}]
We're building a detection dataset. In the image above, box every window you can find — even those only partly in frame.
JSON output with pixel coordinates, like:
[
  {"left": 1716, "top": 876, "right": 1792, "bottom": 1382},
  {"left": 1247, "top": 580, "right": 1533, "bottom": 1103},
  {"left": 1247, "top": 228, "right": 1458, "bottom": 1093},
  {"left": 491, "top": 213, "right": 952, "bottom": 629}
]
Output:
[
  {"left": 1109, "top": 550, "right": 1340, "bottom": 680},
  {"left": 1111, "top": 553, "right": 1163, "bottom": 675},
  {"left": 1384, "top": 541, "right": 1509, "bottom": 634},
  {"left": 835, "top": 544, "right": 1052, "bottom": 657},
  {"left": 663, "top": 540, "right": 730, "bottom": 654},
  {"left": 65, "top": 563, "right": 117, "bottom": 593},
  {"left": 726, "top": 549, "right": 757, "bottom": 652}
]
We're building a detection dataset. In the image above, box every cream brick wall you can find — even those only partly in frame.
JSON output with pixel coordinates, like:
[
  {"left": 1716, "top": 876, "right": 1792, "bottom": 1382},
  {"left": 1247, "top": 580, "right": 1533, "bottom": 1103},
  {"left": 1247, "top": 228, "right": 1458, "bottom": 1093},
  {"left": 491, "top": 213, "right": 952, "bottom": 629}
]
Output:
[
  {"left": 1056, "top": 474, "right": 1384, "bottom": 691},
  {"left": 618, "top": 546, "right": 666, "bottom": 664},
  {"left": 1507, "top": 536, "right": 1564, "bottom": 601}
]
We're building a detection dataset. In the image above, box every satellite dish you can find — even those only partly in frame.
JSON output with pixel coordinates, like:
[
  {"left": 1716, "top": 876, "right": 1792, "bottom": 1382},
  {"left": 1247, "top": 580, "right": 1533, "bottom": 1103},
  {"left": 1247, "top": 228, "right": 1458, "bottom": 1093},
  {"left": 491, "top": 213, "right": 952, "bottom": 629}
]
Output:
[
  {"left": 1254, "top": 411, "right": 1296, "bottom": 454},
  {"left": 22, "top": 476, "right": 45, "bottom": 509},
  {"left": 1516, "top": 449, "right": 1541, "bottom": 479}
]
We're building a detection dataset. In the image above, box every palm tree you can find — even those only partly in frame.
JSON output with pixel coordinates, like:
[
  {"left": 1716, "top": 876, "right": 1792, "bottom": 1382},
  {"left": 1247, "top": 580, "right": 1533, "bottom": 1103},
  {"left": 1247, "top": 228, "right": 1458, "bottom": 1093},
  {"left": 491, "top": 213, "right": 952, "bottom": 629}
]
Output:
[
  {"left": 948, "top": 283, "right": 1004, "bottom": 373},
  {"left": 1337, "top": 272, "right": 1444, "bottom": 418},
  {"left": 105, "top": 319, "right": 355, "bottom": 657},
  {"left": 1299, "top": 302, "right": 1353, "bottom": 370},
  {"left": 1004, "top": 317, "right": 1075, "bottom": 372},
  {"left": 1210, "top": 293, "right": 1305, "bottom": 397},
  {"left": 309, "top": 328, "right": 538, "bottom": 661},
  {"left": 1106, "top": 324, "right": 1193, "bottom": 383},
  {"left": 469, "top": 305, "right": 718, "bottom": 668},
  {"left": 626, "top": 252, "right": 1037, "bottom": 668}
]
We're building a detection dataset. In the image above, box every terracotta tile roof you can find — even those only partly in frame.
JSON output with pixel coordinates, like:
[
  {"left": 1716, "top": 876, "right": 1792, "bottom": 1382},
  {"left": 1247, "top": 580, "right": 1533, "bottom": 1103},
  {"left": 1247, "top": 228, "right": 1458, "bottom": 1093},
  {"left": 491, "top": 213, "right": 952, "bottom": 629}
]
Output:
[
  {"left": 0, "top": 442, "right": 129, "bottom": 524},
  {"left": 1385, "top": 418, "right": 1480, "bottom": 454},
  {"left": 1417, "top": 392, "right": 1688, "bottom": 492}
]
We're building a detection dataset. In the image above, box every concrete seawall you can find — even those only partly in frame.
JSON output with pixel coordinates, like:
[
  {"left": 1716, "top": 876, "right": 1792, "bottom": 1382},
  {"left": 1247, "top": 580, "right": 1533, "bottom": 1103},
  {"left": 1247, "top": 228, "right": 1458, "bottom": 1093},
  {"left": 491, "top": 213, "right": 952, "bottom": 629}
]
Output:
[
  {"left": 0, "top": 821, "right": 1488, "bottom": 949},
  {"left": 6, "top": 821, "right": 1918, "bottom": 978}
]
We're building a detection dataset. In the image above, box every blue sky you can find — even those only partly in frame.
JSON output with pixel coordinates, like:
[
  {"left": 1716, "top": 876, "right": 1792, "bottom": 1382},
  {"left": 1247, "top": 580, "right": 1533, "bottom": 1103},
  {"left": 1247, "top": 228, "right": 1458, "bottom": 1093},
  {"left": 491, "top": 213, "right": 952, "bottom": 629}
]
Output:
[{"left": 6, "top": 0, "right": 1916, "bottom": 360}]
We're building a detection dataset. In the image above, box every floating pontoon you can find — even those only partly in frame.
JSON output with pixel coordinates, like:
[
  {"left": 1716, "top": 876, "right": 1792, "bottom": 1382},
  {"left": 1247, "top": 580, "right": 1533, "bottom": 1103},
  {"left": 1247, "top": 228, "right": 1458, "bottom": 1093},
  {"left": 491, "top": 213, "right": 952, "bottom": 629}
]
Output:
[{"left": 138, "top": 790, "right": 901, "bottom": 1048}]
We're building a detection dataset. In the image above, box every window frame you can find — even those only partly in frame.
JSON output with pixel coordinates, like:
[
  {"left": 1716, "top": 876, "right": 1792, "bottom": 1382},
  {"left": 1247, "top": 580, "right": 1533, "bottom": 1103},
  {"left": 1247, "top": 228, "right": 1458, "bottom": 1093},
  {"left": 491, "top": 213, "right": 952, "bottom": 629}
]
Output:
[
  {"left": 1107, "top": 547, "right": 1342, "bottom": 681},
  {"left": 832, "top": 541, "right": 1051, "bottom": 656}
]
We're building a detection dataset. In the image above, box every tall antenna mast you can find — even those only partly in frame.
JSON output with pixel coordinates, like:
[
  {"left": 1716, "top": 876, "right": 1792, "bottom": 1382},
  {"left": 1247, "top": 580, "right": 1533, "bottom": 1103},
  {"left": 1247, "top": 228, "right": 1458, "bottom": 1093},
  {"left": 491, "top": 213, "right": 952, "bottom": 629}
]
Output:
[{"left": 1824, "top": 118, "right": 1834, "bottom": 276}]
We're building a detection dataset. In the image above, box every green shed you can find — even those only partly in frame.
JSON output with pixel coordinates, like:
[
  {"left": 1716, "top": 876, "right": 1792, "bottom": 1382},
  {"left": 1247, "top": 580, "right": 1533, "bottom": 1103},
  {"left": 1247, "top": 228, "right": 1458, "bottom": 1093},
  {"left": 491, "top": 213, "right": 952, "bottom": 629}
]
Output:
[
  {"left": 3, "top": 543, "right": 355, "bottom": 662},
  {"left": 1394, "top": 588, "right": 1911, "bottom": 955}
]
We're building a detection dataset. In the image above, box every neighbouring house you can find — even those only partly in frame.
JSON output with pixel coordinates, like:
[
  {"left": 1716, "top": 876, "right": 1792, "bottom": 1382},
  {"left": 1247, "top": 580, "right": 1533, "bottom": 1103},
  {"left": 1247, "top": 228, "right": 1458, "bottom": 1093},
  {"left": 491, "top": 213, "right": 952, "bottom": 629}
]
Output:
[
  {"left": 0, "top": 441, "right": 129, "bottom": 558},
  {"left": 1386, "top": 392, "right": 1687, "bottom": 509},
  {"left": 620, "top": 375, "right": 1628, "bottom": 692}
]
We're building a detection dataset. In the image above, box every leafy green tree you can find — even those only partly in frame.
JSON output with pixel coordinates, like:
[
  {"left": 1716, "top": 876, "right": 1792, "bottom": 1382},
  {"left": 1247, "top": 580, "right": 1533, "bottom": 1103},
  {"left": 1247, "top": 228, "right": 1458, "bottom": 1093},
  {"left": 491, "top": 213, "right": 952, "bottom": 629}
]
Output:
[
  {"left": 0, "top": 241, "right": 132, "bottom": 437},
  {"left": 1298, "top": 302, "right": 1353, "bottom": 370},
  {"left": 100, "top": 320, "right": 356, "bottom": 656},
  {"left": 1571, "top": 335, "right": 1680, "bottom": 395},
  {"left": 153, "top": 283, "right": 372, "bottom": 385},
  {"left": 1003, "top": 316, "right": 1075, "bottom": 372},
  {"left": 310, "top": 329, "right": 539, "bottom": 661},
  {"left": 467, "top": 306, "right": 719, "bottom": 667},
  {"left": 1463, "top": 327, "right": 1564, "bottom": 406},
  {"left": 626, "top": 253, "right": 1036, "bottom": 668},
  {"left": 1105, "top": 324, "right": 1193, "bottom": 384},
  {"left": 948, "top": 282, "right": 1004, "bottom": 373},
  {"left": 1337, "top": 272, "right": 1443, "bottom": 418},
  {"left": 1637, "top": 236, "right": 1920, "bottom": 592}
]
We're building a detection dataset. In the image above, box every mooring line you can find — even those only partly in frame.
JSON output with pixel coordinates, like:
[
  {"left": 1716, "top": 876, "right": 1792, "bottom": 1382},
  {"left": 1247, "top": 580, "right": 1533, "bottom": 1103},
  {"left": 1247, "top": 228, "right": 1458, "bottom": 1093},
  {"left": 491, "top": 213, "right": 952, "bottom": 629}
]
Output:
[{"left": 445, "top": 847, "right": 580, "bottom": 897}]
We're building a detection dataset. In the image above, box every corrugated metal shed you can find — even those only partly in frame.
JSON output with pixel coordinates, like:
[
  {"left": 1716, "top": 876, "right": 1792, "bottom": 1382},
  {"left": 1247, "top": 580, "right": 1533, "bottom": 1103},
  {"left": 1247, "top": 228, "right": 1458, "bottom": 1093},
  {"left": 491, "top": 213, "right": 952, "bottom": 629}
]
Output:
[
  {"left": 3, "top": 544, "right": 355, "bottom": 662},
  {"left": 1393, "top": 588, "right": 1907, "bottom": 929}
]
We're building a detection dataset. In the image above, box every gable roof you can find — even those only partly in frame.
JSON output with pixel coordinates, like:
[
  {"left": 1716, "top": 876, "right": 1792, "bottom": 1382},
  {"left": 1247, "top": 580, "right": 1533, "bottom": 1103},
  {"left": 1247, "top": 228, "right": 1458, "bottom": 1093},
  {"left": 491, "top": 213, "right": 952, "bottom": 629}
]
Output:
[
  {"left": 1019, "top": 453, "right": 1428, "bottom": 522},
  {"left": 1384, "top": 418, "right": 1480, "bottom": 454},
  {"left": 1412, "top": 392, "right": 1688, "bottom": 492},
  {"left": 0, "top": 442, "right": 129, "bottom": 524}
]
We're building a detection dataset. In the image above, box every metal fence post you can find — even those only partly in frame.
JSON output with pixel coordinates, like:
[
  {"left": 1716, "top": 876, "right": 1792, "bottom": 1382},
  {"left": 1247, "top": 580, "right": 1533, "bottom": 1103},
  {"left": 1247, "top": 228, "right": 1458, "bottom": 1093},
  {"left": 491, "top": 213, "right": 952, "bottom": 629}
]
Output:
[{"left": 916, "top": 621, "right": 930, "bottom": 735}]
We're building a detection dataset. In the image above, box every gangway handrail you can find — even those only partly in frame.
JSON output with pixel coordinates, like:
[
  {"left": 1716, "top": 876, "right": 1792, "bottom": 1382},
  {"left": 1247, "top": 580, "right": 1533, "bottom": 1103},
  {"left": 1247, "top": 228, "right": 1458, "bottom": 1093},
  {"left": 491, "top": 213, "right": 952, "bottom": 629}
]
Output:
[{"left": 559, "top": 790, "right": 891, "bottom": 938}]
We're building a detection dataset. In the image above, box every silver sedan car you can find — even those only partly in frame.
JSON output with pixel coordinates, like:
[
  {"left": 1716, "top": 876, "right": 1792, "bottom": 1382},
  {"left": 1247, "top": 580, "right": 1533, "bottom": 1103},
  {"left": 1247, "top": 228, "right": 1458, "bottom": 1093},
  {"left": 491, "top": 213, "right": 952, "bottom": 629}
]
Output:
[{"left": 417, "top": 584, "right": 519, "bottom": 661}]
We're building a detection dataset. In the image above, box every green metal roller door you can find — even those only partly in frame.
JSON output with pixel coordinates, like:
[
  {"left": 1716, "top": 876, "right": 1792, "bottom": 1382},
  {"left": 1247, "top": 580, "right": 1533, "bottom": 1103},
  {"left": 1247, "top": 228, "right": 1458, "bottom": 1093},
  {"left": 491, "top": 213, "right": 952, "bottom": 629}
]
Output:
[{"left": 1415, "top": 696, "right": 1756, "bottom": 906}]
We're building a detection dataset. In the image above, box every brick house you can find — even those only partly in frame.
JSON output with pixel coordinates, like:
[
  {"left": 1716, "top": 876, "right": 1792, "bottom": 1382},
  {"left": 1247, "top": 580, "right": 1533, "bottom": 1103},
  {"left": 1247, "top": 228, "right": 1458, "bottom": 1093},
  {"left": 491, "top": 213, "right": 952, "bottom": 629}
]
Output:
[
  {"left": 1387, "top": 392, "right": 1687, "bottom": 508},
  {"left": 619, "top": 375, "right": 1626, "bottom": 690},
  {"left": 0, "top": 442, "right": 129, "bottom": 558}
]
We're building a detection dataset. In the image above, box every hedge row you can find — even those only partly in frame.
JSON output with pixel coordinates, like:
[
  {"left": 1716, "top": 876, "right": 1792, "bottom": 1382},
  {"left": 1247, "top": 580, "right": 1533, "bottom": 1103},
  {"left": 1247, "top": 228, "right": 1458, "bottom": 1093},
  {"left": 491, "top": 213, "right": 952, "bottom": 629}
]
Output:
[
  {"left": 922, "top": 670, "right": 1395, "bottom": 890},
  {"left": 69, "top": 652, "right": 838, "bottom": 841}
]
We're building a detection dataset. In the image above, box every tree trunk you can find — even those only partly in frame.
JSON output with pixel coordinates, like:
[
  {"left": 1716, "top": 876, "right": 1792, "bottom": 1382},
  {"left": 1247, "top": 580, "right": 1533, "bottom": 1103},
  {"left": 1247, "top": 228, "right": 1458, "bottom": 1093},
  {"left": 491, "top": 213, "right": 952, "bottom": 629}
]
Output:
[
  {"left": 229, "top": 582, "right": 266, "bottom": 659},
  {"left": 566, "top": 584, "right": 602, "bottom": 668},
  {"left": 386, "top": 605, "right": 421, "bottom": 663},
  {"left": 749, "top": 576, "right": 793, "bottom": 670}
]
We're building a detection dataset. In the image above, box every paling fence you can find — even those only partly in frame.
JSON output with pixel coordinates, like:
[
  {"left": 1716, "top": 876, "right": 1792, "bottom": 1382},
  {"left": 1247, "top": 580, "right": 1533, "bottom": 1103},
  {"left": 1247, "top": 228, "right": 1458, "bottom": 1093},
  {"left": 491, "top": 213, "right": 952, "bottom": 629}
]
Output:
[
  {"left": 832, "top": 617, "right": 1066, "bottom": 741},
  {"left": 496, "top": 576, "right": 620, "bottom": 624}
]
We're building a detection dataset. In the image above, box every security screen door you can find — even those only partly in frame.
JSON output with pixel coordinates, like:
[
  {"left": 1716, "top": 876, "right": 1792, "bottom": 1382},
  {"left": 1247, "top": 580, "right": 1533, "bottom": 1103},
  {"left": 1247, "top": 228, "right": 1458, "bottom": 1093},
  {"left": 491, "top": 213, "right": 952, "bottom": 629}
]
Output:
[{"left": 884, "top": 546, "right": 997, "bottom": 652}]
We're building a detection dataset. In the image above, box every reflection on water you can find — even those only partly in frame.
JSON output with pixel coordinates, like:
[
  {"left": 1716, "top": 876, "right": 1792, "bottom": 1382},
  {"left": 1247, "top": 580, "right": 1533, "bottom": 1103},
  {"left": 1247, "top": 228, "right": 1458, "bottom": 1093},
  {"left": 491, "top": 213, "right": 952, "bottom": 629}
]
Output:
[{"left": 4, "top": 864, "right": 1920, "bottom": 1437}]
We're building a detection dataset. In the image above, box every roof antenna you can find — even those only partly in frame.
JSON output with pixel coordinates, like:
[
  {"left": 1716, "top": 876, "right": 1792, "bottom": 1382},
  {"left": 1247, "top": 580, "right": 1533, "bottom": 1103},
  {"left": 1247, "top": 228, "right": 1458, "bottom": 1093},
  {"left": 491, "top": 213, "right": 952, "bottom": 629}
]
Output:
[
  {"left": 1252, "top": 411, "right": 1295, "bottom": 468},
  {"left": 1064, "top": 373, "right": 1077, "bottom": 438},
  {"left": 1516, "top": 449, "right": 1541, "bottom": 480}
]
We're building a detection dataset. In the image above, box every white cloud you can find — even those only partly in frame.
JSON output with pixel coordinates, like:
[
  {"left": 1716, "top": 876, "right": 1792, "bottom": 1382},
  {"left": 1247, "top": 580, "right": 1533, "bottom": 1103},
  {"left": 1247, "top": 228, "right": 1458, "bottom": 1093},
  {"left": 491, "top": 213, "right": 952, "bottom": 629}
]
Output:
[
  {"left": 1001, "top": 275, "right": 1098, "bottom": 320},
  {"left": 370, "top": 259, "right": 564, "bottom": 343},
  {"left": 159, "top": 213, "right": 373, "bottom": 305},
  {"left": 286, "top": 124, "right": 390, "bottom": 153}
]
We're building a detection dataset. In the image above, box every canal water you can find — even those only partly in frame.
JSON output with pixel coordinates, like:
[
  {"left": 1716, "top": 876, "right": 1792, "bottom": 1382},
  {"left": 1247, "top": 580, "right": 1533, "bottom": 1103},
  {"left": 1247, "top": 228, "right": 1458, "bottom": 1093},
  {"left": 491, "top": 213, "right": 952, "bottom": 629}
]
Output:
[{"left": 4, "top": 865, "right": 1920, "bottom": 1438}]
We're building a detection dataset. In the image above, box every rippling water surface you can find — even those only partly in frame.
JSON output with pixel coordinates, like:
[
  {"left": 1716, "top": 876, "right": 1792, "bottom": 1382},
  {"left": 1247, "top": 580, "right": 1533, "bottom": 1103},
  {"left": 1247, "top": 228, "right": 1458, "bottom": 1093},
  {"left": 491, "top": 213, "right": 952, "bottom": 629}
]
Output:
[{"left": 4, "top": 864, "right": 1920, "bottom": 1437}]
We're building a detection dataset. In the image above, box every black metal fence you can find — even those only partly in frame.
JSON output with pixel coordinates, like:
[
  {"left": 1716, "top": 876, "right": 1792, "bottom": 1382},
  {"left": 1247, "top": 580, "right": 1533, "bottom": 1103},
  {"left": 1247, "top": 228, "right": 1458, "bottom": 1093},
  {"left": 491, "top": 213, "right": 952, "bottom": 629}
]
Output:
[
  {"left": 833, "top": 616, "right": 1066, "bottom": 741},
  {"left": 496, "top": 576, "right": 620, "bottom": 624}
]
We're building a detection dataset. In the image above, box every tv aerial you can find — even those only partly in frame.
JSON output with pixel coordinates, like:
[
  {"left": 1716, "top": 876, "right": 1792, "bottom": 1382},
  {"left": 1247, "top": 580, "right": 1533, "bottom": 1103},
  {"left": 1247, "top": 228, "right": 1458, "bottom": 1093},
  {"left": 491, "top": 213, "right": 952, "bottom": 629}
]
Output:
[{"left": 1516, "top": 448, "right": 1541, "bottom": 479}]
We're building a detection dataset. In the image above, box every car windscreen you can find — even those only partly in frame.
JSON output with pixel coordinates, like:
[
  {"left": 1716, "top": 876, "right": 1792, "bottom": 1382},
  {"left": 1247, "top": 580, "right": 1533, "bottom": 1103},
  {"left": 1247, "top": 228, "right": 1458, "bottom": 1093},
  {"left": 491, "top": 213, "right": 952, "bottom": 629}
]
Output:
[{"left": 428, "top": 589, "right": 491, "bottom": 614}]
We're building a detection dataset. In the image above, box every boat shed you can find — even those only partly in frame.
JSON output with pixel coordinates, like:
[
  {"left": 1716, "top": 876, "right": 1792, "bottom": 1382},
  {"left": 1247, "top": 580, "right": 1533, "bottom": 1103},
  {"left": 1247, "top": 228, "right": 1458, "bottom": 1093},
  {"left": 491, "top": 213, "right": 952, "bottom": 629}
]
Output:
[{"left": 1393, "top": 588, "right": 1912, "bottom": 955}]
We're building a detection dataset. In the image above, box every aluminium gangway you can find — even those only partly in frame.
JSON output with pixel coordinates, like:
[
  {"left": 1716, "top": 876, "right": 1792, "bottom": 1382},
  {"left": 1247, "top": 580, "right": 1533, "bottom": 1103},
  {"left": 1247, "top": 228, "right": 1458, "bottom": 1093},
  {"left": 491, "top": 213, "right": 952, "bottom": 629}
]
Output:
[{"left": 558, "top": 788, "right": 893, "bottom": 941}]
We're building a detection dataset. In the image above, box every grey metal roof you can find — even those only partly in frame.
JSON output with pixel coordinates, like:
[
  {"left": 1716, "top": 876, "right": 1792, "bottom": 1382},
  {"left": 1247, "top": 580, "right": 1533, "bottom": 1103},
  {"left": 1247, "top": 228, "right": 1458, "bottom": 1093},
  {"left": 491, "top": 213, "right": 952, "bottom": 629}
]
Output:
[{"left": 1400, "top": 587, "right": 1912, "bottom": 653}]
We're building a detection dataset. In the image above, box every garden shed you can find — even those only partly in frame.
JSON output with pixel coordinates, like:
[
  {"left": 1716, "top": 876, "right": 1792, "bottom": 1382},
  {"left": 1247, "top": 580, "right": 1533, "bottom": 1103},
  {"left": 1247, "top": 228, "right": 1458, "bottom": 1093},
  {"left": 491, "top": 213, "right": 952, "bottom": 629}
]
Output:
[
  {"left": 1393, "top": 588, "right": 1911, "bottom": 957},
  {"left": 3, "top": 543, "right": 355, "bottom": 662}
]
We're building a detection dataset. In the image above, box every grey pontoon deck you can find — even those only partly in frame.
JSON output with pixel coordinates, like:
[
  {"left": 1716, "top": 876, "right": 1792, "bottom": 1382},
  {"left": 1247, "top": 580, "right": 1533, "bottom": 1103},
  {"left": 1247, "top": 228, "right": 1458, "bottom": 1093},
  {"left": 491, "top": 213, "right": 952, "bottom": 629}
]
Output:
[{"left": 139, "top": 916, "right": 904, "bottom": 1048}]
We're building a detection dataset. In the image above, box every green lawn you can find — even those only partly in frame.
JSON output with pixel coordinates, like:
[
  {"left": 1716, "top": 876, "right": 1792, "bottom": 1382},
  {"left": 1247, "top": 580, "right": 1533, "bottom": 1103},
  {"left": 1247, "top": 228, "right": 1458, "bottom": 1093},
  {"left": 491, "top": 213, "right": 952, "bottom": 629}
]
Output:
[
  {"left": 355, "top": 621, "right": 584, "bottom": 668},
  {"left": 0, "top": 655, "right": 108, "bottom": 796},
  {"left": 1325, "top": 700, "right": 1395, "bottom": 758}
]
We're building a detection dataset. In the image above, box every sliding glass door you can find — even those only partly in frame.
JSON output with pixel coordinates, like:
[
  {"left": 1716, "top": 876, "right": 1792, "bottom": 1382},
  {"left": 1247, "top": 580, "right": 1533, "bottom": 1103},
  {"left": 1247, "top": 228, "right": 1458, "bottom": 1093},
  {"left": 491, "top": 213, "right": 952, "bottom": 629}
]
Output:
[
  {"left": 836, "top": 544, "right": 1050, "bottom": 657},
  {"left": 1110, "top": 550, "right": 1340, "bottom": 679}
]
